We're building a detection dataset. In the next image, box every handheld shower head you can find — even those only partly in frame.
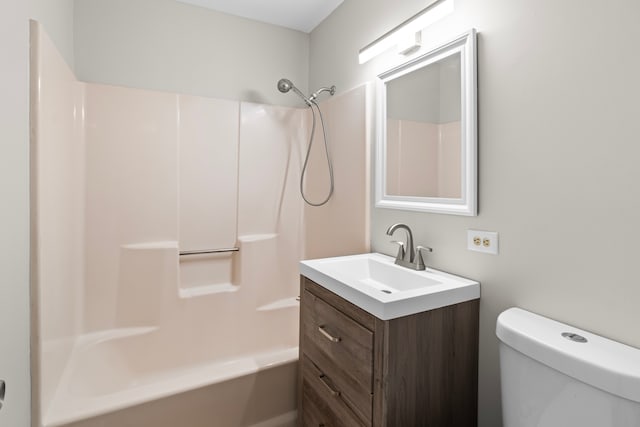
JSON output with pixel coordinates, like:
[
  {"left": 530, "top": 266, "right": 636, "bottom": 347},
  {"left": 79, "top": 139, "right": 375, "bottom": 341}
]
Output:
[
  {"left": 277, "top": 78, "right": 311, "bottom": 105},
  {"left": 277, "top": 78, "right": 293, "bottom": 93},
  {"left": 276, "top": 78, "right": 337, "bottom": 207}
]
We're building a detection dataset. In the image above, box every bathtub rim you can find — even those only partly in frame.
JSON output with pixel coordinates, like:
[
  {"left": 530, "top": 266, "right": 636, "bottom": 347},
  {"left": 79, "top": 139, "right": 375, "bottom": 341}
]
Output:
[{"left": 42, "top": 327, "right": 299, "bottom": 427}]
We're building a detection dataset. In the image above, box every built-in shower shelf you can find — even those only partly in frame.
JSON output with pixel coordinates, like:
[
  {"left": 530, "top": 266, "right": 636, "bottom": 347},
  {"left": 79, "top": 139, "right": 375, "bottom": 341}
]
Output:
[
  {"left": 178, "top": 283, "right": 239, "bottom": 299},
  {"left": 238, "top": 233, "right": 278, "bottom": 242},
  {"left": 121, "top": 241, "right": 178, "bottom": 250},
  {"left": 257, "top": 297, "right": 299, "bottom": 311}
]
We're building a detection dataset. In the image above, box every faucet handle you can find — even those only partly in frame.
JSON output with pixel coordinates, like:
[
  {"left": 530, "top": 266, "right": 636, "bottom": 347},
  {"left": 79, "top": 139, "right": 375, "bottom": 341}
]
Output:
[
  {"left": 390, "top": 240, "right": 405, "bottom": 263},
  {"left": 414, "top": 246, "right": 433, "bottom": 270}
]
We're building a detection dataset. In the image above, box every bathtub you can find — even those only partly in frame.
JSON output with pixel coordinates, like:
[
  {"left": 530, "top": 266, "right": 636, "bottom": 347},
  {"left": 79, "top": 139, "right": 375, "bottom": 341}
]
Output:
[
  {"left": 32, "top": 28, "right": 331, "bottom": 426},
  {"left": 43, "top": 302, "right": 299, "bottom": 427}
]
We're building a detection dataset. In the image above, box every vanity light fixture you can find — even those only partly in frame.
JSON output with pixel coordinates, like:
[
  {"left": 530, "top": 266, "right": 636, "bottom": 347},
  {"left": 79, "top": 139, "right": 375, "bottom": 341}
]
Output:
[
  {"left": 358, "top": 0, "right": 454, "bottom": 64},
  {"left": 397, "top": 31, "right": 422, "bottom": 56}
]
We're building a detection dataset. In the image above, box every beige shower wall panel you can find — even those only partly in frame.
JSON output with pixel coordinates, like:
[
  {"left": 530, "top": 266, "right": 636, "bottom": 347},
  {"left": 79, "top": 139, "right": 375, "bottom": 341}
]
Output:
[
  {"left": 178, "top": 96, "right": 239, "bottom": 251},
  {"left": 438, "top": 121, "right": 462, "bottom": 199},
  {"left": 303, "top": 85, "right": 369, "bottom": 259},
  {"left": 385, "top": 118, "right": 400, "bottom": 195},
  {"left": 83, "top": 84, "right": 179, "bottom": 331},
  {"left": 385, "top": 119, "right": 462, "bottom": 199},
  {"left": 237, "top": 103, "right": 307, "bottom": 303},
  {"left": 32, "top": 22, "right": 85, "bottom": 416},
  {"left": 237, "top": 103, "right": 306, "bottom": 238},
  {"left": 178, "top": 96, "right": 239, "bottom": 291},
  {"left": 386, "top": 118, "right": 439, "bottom": 197}
]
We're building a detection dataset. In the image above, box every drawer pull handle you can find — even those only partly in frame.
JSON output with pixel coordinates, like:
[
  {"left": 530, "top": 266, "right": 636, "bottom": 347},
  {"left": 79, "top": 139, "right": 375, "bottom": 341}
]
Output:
[
  {"left": 319, "top": 374, "right": 341, "bottom": 397},
  {"left": 318, "top": 325, "right": 341, "bottom": 343}
]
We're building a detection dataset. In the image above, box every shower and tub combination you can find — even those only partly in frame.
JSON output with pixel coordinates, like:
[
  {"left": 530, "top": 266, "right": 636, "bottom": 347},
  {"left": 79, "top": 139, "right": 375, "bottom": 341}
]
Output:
[{"left": 31, "top": 22, "right": 368, "bottom": 427}]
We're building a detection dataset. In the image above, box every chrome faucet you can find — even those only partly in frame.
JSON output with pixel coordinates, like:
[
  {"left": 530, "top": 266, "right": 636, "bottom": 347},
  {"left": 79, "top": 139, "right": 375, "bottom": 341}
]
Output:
[
  {"left": 385, "top": 223, "right": 432, "bottom": 270},
  {"left": 386, "top": 223, "right": 415, "bottom": 264}
]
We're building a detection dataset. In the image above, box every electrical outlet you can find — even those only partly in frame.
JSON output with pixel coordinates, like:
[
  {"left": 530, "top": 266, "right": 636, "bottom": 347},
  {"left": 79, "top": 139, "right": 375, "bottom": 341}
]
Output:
[{"left": 467, "top": 230, "right": 499, "bottom": 255}]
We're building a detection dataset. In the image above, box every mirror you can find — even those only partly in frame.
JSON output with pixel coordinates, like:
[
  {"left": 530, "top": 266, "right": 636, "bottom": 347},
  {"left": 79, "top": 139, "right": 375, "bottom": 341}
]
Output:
[{"left": 375, "top": 29, "right": 477, "bottom": 216}]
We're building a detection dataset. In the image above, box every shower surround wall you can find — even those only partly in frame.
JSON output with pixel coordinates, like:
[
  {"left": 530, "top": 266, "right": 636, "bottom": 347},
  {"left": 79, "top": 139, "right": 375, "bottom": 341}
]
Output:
[
  {"left": 32, "top": 23, "right": 368, "bottom": 427},
  {"left": 31, "top": 21, "right": 84, "bottom": 425},
  {"left": 386, "top": 119, "right": 461, "bottom": 198},
  {"left": 303, "top": 84, "right": 370, "bottom": 259}
]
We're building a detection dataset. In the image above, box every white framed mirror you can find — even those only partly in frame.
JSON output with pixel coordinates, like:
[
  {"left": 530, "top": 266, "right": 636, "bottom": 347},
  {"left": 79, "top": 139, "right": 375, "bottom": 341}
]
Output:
[{"left": 375, "top": 29, "right": 477, "bottom": 216}]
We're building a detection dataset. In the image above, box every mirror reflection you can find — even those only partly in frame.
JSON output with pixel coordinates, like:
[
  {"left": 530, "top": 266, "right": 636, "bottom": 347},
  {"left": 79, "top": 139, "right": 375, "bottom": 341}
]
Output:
[
  {"left": 375, "top": 29, "right": 477, "bottom": 216},
  {"left": 385, "top": 53, "right": 461, "bottom": 198}
]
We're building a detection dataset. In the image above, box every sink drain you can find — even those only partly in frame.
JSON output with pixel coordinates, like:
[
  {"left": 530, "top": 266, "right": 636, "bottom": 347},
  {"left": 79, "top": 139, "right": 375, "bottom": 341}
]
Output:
[
  {"left": 562, "top": 332, "right": 588, "bottom": 343},
  {"left": 380, "top": 289, "right": 392, "bottom": 294}
]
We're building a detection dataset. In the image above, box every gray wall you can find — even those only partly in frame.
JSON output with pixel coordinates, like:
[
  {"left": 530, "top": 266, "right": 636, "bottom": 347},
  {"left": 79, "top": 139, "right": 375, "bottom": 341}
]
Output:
[
  {"left": 74, "top": 0, "right": 310, "bottom": 107},
  {"left": 0, "top": 2, "right": 74, "bottom": 426},
  {"left": 311, "top": 0, "right": 640, "bottom": 426}
]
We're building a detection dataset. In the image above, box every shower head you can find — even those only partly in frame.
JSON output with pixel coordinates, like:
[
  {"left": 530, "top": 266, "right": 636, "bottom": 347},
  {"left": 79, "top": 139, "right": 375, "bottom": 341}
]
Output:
[
  {"left": 277, "top": 78, "right": 293, "bottom": 93},
  {"left": 309, "top": 85, "right": 336, "bottom": 102},
  {"left": 277, "top": 78, "right": 337, "bottom": 106},
  {"left": 277, "top": 78, "right": 311, "bottom": 106}
]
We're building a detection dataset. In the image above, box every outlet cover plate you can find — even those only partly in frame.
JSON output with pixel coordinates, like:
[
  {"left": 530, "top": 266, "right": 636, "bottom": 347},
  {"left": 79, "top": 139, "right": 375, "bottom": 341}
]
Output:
[{"left": 467, "top": 230, "right": 499, "bottom": 255}]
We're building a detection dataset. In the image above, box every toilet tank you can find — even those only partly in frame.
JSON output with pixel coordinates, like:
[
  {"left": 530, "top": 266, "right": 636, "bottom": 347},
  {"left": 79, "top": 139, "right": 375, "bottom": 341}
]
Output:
[{"left": 496, "top": 308, "right": 640, "bottom": 427}]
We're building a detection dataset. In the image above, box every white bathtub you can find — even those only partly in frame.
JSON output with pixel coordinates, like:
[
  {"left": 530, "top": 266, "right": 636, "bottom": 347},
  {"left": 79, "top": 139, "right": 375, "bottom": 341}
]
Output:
[{"left": 43, "top": 303, "right": 299, "bottom": 427}]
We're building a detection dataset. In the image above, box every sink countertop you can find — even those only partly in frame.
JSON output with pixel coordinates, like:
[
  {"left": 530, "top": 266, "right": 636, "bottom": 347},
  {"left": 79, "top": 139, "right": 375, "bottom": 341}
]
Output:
[{"left": 300, "top": 252, "right": 480, "bottom": 320}]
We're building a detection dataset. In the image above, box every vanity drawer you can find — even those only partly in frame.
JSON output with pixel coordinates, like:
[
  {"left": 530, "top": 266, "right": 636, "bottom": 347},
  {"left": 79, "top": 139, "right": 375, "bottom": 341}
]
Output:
[
  {"left": 301, "top": 356, "right": 368, "bottom": 427},
  {"left": 302, "top": 290, "right": 373, "bottom": 423},
  {"left": 302, "top": 289, "right": 373, "bottom": 387}
]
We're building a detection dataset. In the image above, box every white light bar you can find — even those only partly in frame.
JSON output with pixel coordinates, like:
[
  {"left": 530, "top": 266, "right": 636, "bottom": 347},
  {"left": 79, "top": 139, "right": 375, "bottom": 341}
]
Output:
[{"left": 358, "top": 0, "right": 454, "bottom": 64}]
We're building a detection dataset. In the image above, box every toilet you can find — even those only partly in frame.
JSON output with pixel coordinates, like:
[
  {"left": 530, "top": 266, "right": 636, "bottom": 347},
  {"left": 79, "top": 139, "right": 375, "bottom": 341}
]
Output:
[{"left": 496, "top": 307, "right": 640, "bottom": 427}]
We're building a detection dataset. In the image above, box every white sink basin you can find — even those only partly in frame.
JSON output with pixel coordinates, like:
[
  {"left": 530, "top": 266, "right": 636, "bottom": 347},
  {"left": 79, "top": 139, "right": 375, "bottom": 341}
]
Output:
[{"left": 300, "top": 253, "right": 480, "bottom": 320}]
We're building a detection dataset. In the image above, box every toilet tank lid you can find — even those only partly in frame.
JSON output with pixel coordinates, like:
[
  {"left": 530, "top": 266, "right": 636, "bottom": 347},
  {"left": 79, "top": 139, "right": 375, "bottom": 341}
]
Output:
[{"left": 496, "top": 307, "right": 640, "bottom": 403}]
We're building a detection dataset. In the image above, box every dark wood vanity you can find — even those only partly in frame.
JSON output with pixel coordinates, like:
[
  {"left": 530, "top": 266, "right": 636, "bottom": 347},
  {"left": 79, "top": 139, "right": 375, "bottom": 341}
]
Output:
[{"left": 298, "top": 276, "right": 479, "bottom": 426}]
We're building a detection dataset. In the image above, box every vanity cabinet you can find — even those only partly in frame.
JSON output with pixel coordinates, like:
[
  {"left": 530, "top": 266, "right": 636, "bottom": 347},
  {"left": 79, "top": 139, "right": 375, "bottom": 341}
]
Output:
[{"left": 298, "top": 276, "right": 479, "bottom": 427}]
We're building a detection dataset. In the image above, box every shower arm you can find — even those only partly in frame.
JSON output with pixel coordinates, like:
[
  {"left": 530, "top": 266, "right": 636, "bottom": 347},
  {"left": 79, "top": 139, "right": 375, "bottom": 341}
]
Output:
[{"left": 309, "top": 85, "right": 336, "bottom": 102}]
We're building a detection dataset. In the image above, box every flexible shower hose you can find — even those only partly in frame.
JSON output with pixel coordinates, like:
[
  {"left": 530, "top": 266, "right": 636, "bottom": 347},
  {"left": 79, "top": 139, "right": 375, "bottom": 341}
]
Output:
[{"left": 300, "top": 100, "right": 334, "bottom": 206}]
